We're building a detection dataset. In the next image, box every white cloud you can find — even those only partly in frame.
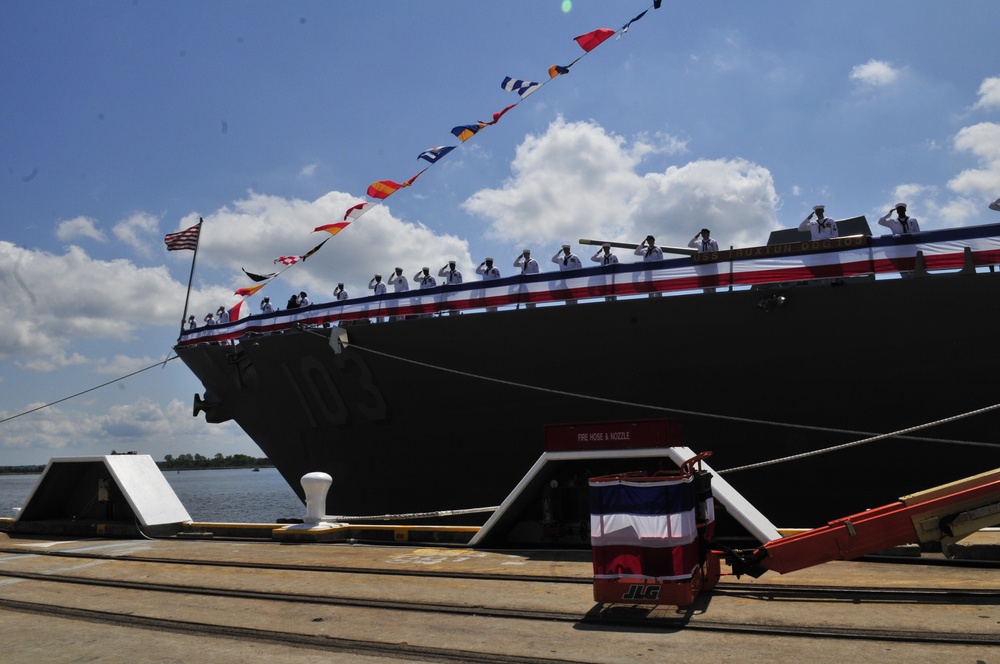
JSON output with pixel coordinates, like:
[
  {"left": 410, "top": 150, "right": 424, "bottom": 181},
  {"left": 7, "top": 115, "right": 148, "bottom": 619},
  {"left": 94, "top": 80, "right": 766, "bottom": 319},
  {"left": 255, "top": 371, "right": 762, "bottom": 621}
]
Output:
[
  {"left": 56, "top": 216, "right": 106, "bottom": 243},
  {"left": 463, "top": 117, "right": 780, "bottom": 251},
  {"left": 849, "top": 59, "right": 900, "bottom": 88},
  {"left": 972, "top": 76, "right": 1000, "bottom": 112},
  {"left": 185, "top": 190, "right": 471, "bottom": 308},
  {"left": 299, "top": 163, "right": 318, "bottom": 177},
  {"left": 113, "top": 212, "right": 160, "bottom": 257},
  {"left": 0, "top": 241, "right": 182, "bottom": 365},
  {"left": 3, "top": 188, "right": 477, "bottom": 373},
  {"left": 94, "top": 355, "right": 169, "bottom": 376},
  {"left": 948, "top": 122, "right": 1000, "bottom": 201},
  {"left": 0, "top": 397, "right": 254, "bottom": 461}
]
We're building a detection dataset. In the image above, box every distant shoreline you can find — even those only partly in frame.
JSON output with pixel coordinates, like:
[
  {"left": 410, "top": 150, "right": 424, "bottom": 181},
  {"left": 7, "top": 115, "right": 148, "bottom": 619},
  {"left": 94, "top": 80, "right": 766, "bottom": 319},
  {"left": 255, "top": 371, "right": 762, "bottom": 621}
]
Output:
[
  {"left": 0, "top": 464, "right": 275, "bottom": 475},
  {"left": 0, "top": 467, "right": 45, "bottom": 475},
  {"left": 1, "top": 453, "right": 273, "bottom": 476}
]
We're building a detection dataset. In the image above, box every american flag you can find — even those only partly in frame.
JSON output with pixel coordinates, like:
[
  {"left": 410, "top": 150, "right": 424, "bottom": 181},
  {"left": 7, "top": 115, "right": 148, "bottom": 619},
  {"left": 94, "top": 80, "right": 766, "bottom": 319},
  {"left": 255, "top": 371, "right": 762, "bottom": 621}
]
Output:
[{"left": 163, "top": 223, "right": 201, "bottom": 251}]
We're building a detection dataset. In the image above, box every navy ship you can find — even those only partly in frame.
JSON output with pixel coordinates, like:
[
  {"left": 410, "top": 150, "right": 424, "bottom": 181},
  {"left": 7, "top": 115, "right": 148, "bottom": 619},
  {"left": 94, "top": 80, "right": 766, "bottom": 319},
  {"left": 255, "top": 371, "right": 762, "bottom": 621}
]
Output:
[{"left": 175, "top": 220, "right": 1000, "bottom": 545}]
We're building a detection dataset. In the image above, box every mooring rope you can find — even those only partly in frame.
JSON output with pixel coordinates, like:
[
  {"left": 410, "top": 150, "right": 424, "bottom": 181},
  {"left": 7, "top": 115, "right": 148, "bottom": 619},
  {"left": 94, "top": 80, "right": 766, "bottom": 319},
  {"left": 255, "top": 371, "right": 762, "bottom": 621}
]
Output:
[
  {"left": 346, "top": 340, "right": 1000, "bottom": 475},
  {"left": 324, "top": 505, "right": 500, "bottom": 522}
]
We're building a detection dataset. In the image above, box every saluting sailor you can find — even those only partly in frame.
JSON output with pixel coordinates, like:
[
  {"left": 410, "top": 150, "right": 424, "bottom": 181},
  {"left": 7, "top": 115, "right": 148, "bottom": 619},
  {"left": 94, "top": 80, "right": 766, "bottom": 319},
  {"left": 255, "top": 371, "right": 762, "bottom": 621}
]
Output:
[
  {"left": 878, "top": 203, "right": 920, "bottom": 235},
  {"left": 689, "top": 228, "right": 719, "bottom": 253},
  {"left": 635, "top": 235, "right": 664, "bottom": 261},
  {"left": 551, "top": 244, "right": 582, "bottom": 270},
  {"left": 438, "top": 261, "right": 463, "bottom": 285},
  {"left": 591, "top": 243, "right": 618, "bottom": 265},
  {"left": 388, "top": 267, "right": 409, "bottom": 292},
  {"left": 476, "top": 257, "right": 501, "bottom": 280},
  {"left": 799, "top": 205, "right": 839, "bottom": 240},
  {"left": 514, "top": 249, "right": 539, "bottom": 274},
  {"left": 260, "top": 297, "right": 273, "bottom": 313},
  {"left": 333, "top": 283, "right": 348, "bottom": 301},
  {"left": 415, "top": 267, "right": 437, "bottom": 289},
  {"left": 368, "top": 274, "right": 387, "bottom": 295}
]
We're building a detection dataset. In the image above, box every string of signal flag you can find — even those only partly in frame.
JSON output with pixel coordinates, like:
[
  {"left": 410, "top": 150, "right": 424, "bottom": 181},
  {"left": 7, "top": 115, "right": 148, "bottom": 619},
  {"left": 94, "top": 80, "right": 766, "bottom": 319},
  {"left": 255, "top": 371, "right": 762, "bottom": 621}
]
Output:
[{"left": 165, "top": 2, "right": 664, "bottom": 309}]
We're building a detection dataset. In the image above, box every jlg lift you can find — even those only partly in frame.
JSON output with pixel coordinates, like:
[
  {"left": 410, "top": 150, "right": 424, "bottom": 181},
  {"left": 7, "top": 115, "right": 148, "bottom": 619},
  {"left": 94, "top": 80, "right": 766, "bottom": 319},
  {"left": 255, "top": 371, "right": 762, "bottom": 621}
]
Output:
[{"left": 590, "top": 459, "right": 1000, "bottom": 606}]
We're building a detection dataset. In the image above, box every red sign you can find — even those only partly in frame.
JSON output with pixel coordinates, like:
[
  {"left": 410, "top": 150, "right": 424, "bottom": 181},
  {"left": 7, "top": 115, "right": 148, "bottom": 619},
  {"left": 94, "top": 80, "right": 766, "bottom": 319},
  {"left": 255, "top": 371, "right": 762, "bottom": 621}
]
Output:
[{"left": 544, "top": 419, "right": 683, "bottom": 452}]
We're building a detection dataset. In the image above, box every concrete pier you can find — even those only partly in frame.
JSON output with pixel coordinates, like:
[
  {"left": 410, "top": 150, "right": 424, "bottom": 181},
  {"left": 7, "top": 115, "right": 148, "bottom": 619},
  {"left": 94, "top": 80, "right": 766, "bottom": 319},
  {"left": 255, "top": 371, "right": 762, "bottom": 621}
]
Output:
[{"left": 0, "top": 527, "right": 998, "bottom": 662}]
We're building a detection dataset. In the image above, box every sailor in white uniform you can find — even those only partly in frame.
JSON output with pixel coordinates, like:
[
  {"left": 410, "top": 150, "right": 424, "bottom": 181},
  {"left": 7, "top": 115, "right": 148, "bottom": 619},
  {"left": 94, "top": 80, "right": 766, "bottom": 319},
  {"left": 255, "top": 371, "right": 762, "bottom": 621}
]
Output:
[
  {"left": 438, "top": 261, "right": 463, "bottom": 285},
  {"left": 298, "top": 291, "right": 312, "bottom": 307},
  {"left": 476, "top": 257, "right": 501, "bottom": 280},
  {"left": 260, "top": 297, "right": 273, "bottom": 313},
  {"left": 591, "top": 243, "right": 618, "bottom": 266},
  {"left": 415, "top": 267, "right": 437, "bottom": 289},
  {"left": 333, "top": 284, "right": 348, "bottom": 301},
  {"left": 551, "top": 244, "right": 582, "bottom": 270},
  {"left": 688, "top": 228, "right": 719, "bottom": 253},
  {"left": 799, "top": 205, "right": 839, "bottom": 240},
  {"left": 186, "top": 315, "right": 197, "bottom": 329},
  {"left": 514, "top": 249, "right": 540, "bottom": 274},
  {"left": 369, "top": 274, "right": 387, "bottom": 295},
  {"left": 634, "top": 235, "right": 664, "bottom": 261},
  {"left": 878, "top": 203, "right": 920, "bottom": 235},
  {"left": 216, "top": 306, "right": 230, "bottom": 324},
  {"left": 388, "top": 267, "right": 409, "bottom": 292}
]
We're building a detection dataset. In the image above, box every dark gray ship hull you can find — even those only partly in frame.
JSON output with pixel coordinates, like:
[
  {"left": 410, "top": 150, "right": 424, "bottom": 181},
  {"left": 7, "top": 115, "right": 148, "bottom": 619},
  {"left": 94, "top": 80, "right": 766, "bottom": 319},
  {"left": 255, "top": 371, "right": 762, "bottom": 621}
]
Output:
[{"left": 177, "top": 269, "right": 1000, "bottom": 537}]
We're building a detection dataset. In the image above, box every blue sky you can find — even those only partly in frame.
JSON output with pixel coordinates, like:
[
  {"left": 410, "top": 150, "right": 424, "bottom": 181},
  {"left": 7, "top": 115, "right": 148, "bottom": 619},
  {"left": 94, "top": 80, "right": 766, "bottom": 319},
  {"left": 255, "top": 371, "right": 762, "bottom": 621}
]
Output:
[{"left": 2, "top": 0, "right": 999, "bottom": 466}]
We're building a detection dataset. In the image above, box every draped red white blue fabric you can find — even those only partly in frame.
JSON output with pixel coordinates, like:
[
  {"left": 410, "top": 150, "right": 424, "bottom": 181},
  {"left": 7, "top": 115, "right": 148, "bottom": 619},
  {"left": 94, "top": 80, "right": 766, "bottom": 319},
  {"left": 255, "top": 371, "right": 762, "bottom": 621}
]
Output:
[{"left": 589, "top": 475, "right": 700, "bottom": 582}]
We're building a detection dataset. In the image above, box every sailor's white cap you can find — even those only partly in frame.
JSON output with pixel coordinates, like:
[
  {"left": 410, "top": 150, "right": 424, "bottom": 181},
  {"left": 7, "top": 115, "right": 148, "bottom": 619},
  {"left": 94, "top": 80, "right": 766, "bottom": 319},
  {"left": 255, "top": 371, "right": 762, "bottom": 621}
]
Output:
[
  {"left": 337, "top": 282, "right": 343, "bottom": 287},
  {"left": 813, "top": 204, "right": 825, "bottom": 211},
  {"left": 522, "top": 249, "right": 531, "bottom": 254},
  {"left": 601, "top": 243, "right": 610, "bottom": 248},
  {"left": 485, "top": 257, "right": 493, "bottom": 261},
  {"left": 374, "top": 273, "right": 381, "bottom": 278},
  {"left": 562, "top": 243, "right": 571, "bottom": 249},
  {"left": 422, "top": 266, "right": 429, "bottom": 271},
  {"left": 895, "top": 202, "right": 907, "bottom": 210}
]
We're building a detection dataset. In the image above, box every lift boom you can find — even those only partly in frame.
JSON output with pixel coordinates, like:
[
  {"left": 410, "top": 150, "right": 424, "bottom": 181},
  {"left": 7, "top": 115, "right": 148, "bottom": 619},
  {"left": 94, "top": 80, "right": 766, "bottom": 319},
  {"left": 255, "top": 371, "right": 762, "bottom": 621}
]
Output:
[{"left": 733, "top": 467, "right": 1000, "bottom": 577}]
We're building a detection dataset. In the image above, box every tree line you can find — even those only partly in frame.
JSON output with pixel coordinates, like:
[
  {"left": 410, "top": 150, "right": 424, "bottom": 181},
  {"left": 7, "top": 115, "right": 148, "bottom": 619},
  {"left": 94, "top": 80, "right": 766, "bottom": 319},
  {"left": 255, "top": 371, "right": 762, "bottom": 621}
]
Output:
[
  {"left": 160, "top": 453, "right": 271, "bottom": 469},
  {"left": 0, "top": 453, "right": 271, "bottom": 475}
]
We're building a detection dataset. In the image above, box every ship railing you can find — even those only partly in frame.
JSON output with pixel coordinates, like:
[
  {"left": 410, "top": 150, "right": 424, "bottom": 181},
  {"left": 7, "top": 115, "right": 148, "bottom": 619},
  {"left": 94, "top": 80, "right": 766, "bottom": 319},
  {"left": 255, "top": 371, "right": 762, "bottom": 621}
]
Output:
[{"left": 175, "top": 223, "right": 1000, "bottom": 347}]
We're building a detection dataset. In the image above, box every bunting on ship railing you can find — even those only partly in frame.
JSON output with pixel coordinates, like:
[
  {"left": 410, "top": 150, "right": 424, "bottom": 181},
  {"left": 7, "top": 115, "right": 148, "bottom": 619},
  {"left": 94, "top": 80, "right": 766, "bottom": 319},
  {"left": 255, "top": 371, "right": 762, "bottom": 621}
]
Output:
[
  {"left": 180, "top": 227, "right": 1000, "bottom": 347},
  {"left": 227, "top": 2, "right": 663, "bottom": 306}
]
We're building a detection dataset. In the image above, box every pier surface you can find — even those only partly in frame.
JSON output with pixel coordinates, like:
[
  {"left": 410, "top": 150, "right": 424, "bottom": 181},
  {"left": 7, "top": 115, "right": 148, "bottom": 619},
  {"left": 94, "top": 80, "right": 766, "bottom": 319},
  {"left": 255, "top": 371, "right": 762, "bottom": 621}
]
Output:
[{"left": 0, "top": 529, "right": 998, "bottom": 662}]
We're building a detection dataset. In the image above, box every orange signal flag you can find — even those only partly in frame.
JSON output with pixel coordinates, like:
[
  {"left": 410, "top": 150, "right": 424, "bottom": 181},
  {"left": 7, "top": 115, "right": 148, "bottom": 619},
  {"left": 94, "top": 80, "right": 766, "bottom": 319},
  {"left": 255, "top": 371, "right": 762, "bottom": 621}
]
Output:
[
  {"left": 235, "top": 283, "right": 266, "bottom": 297},
  {"left": 314, "top": 221, "right": 351, "bottom": 236}
]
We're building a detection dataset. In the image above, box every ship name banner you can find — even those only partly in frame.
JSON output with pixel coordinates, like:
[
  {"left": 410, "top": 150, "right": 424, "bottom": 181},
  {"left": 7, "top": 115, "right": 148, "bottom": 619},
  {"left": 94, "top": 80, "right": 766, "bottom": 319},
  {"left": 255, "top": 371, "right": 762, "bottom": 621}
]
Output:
[
  {"left": 691, "top": 235, "right": 868, "bottom": 263},
  {"left": 177, "top": 225, "right": 1000, "bottom": 347}
]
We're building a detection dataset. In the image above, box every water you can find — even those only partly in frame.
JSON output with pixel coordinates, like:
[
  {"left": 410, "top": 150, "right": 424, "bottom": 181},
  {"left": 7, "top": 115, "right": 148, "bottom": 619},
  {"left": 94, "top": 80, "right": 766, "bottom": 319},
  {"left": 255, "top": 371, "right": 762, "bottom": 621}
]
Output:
[{"left": 0, "top": 467, "right": 305, "bottom": 524}]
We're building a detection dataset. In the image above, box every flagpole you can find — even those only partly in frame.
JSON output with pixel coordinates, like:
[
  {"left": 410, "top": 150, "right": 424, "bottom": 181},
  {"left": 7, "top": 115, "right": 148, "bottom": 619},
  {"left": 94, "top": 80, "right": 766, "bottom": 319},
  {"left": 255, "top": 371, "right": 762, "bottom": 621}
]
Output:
[{"left": 178, "top": 218, "right": 203, "bottom": 338}]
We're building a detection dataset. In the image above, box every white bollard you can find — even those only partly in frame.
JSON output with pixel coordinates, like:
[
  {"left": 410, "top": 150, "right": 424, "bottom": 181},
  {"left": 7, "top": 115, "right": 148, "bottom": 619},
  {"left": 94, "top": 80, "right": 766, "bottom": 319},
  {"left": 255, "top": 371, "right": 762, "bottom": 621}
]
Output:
[{"left": 300, "top": 472, "right": 332, "bottom": 525}]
